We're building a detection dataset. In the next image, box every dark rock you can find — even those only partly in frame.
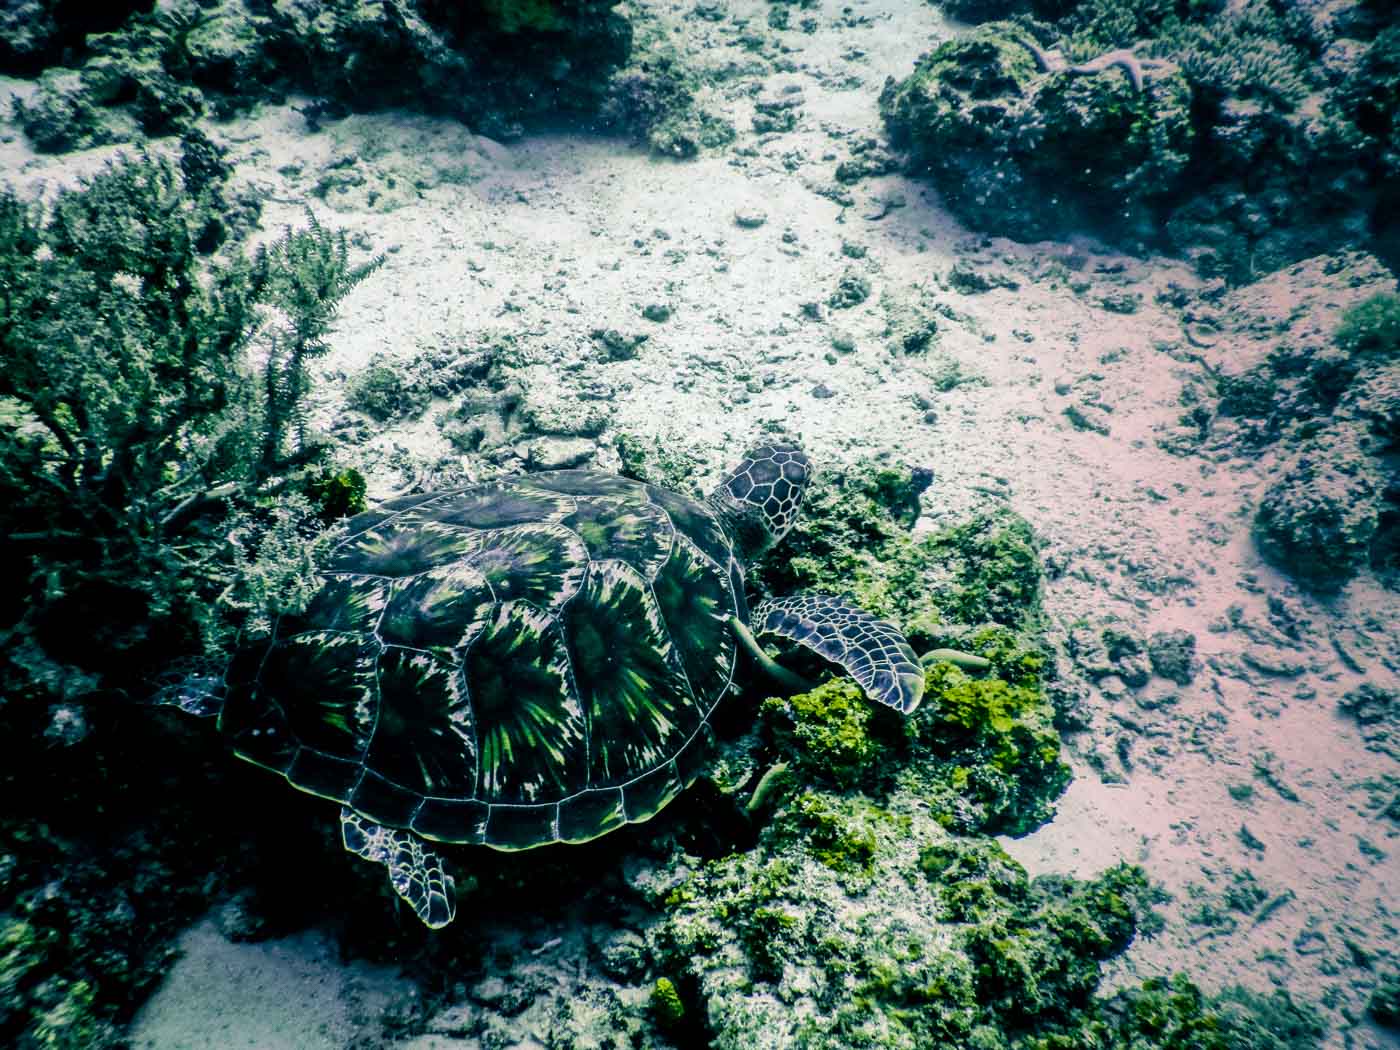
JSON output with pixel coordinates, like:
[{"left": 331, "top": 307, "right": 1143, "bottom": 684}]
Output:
[
  {"left": 880, "top": 23, "right": 1191, "bottom": 247},
  {"left": 1147, "top": 630, "right": 1197, "bottom": 685},
  {"left": 828, "top": 269, "right": 871, "bottom": 309},
  {"left": 1254, "top": 424, "right": 1382, "bottom": 592}
]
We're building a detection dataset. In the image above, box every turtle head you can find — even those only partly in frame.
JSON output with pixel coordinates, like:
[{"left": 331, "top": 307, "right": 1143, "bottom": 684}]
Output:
[{"left": 708, "top": 444, "right": 811, "bottom": 565}]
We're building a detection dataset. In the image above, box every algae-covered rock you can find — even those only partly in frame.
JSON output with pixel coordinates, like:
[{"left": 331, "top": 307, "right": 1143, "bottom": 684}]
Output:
[
  {"left": 760, "top": 679, "right": 887, "bottom": 792},
  {"left": 649, "top": 809, "right": 1162, "bottom": 1050},
  {"left": 1371, "top": 971, "right": 1400, "bottom": 1028},
  {"left": 1334, "top": 291, "right": 1400, "bottom": 360},
  {"left": 1089, "top": 973, "right": 1326, "bottom": 1049},
  {"left": 879, "top": 22, "right": 1192, "bottom": 245},
  {"left": 13, "top": 68, "right": 126, "bottom": 153},
  {"left": 0, "top": 2, "right": 149, "bottom": 76},
  {"left": 1147, "top": 628, "right": 1197, "bottom": 685},
  {"left": 10, "top": 0, "right": 633, "bottom": 153},
  {"left": 1253, "top": 424, "right": 1382, "bottom": 592},
  {"left": 1339, "top": 682, "right": 1399, "bottom": 759},
  {"left": 751, "top": 461, "right": 1063, "bottom": 833},
  {"left": 760, "top": 632, "right": 1068, "bottom": 839},
  {"left": 883, "top": 4, "right": 1395, "bottom": 279},
  {"left": 909, "top": 655, "right": 1071, "bottom": 836},
  {"left": 345, "top": 354, "right": 434, "bottom": 423},
  {"left": 754, "top": 462, "right": 1041, "bottom": 646}
]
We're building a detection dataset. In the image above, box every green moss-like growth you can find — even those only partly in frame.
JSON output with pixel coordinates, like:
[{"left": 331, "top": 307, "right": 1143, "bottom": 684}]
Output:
[
  {"left": 305, "top": 467, "right": 368, "bottom": 522},
  {"left": 651, "top": 805, "right": 1169, "bottom": 1049},
  {"left": 914, "top": 513, "right": 1042, "bottom": 634},
  {"left": 1335, "top": 292, "right": 1400, "bottom": 359},
  {"left": 650, "top": 976, "right": 686, "bottom": 1027},
  {"left": 752, "top": 460, "right": 1061, "bottom": 835},
  {"left": 909, "top": 660, "right": 1071, "bottom": 836},
  {"left": 760, "top": 679, "right": 887, "bottom": 791},
  {"left": 1371, "top": 972, "right": 1400, "bottom": 1028},
  {"left": 772, "top": 791, "right": 897, "bottom": 885},
  {"left": 753, "top": 462, "right": 1041, "bottom": 646},
  {"left": 1042, "top": 972, "right": 1327, "bottom": 1049},
  {"left": 759, "top": 640, "right": 1066, "bottom": 840}
]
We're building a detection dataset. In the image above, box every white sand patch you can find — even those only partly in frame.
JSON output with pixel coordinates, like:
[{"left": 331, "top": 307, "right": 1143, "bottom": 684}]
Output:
[{"left": 128, "top": 919, "right": 408, "bottom": 1049}]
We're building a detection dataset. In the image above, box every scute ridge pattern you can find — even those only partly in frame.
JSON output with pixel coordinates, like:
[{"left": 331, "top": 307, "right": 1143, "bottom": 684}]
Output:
[{"left": 223, "top": 471, "right": 739, "bottom": 849}]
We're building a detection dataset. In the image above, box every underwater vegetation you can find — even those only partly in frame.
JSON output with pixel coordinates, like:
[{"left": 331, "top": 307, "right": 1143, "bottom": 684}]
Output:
[
  {"left": 619, "top": 459, "right": 1325, "bottom": 1048},
  {"left": 882, "top": 0, "right": 1399, "bottom": 281},
  {"left": 0, "top": 146, "right": 375, "bottom": 710},
  {"left": 6, "top": 0, "right": 633, "bottom": 150},
  {"left": 0, "top": 151, "right": 381, "bottom": 1047}
]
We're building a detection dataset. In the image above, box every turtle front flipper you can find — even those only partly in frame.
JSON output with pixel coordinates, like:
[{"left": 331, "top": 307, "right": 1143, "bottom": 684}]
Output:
[
  {"left": 749, "top": 595, "right": 925, "bottom": 714},
  {"left": 340, "top": 809, "right": 456, "bottom": 929}
]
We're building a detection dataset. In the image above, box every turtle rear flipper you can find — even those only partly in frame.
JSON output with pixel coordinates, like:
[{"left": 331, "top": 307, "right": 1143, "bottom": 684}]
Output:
[
  {"left": 148, "top": 656, "right": 227, "bottom": 717},
  {"left": 750, "top": 594, "right": 925, "bottom": 714},
  {"left": 341, "top": 809, "right": 456, "bottom": 929}
]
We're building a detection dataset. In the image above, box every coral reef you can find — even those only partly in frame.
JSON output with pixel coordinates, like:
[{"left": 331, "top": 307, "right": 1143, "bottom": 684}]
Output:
[
  {"left": 0, "top": 155, "right": 383, "bottom": 1046},
  {"left": 879, "top": 20, "right": 1192, "bottom": 246},
  {"left": 882, "top": 2, "right": 1400, "bottom": 280},
  {"left": 0, "top": 1, "right": 151, "bottom": 76},
  {"left": 1253, "top": 424, "right": 1382, "bottom": 593},
  {"left": 10, "top": 0, "right": 633, "bottom": 153}
]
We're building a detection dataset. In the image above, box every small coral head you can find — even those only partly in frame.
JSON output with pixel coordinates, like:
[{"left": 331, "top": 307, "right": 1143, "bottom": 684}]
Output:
[{"left": 710, "top": 444, "right": 811, "bottom": 563}]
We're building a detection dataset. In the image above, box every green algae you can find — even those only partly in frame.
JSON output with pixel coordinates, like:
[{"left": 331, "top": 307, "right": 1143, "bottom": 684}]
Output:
[
  {"left": 910, "top": 662, "right": 1070, "bottom": 837},
  {"left": 649, "top": 804, "right": 1165, "bottom": 1049},
  {"left": 753, "top": 463, "right": 1042, "bottom": 648},
  {"left": 1371, "top": 972, "right": 1400, "bottom": 1028},
  {"left": 632, "top": 452, "right": 1324, "bottom": 1048},
  {"left": 480, "top": 0, "right": 568, "bottom": 34},
  {"left": 760, "top": 679, "right": 887, "bottom": 791},
  {"left": 649, "top": 976, "right": 685, "bottom": 1027},
  {"left": 1334, "top": 292, "right": 1400, "bottom": 359}
]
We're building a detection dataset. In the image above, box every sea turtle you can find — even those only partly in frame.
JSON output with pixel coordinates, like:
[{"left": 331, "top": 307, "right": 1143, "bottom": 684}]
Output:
[{"left": 164, "top": 444, "right": 926, "bottom": 928}]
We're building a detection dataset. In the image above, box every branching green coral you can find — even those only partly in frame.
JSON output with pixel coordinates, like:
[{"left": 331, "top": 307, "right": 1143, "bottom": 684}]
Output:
[{"left": 0, "top": 154, "right": 373, "bottom": 704}]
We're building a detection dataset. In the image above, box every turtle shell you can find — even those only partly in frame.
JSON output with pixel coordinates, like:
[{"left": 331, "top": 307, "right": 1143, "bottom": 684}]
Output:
[{"left": 218, "top": 470, "right": 746, "bottom": 850}]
